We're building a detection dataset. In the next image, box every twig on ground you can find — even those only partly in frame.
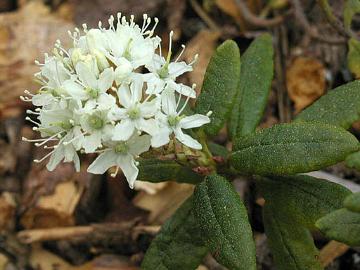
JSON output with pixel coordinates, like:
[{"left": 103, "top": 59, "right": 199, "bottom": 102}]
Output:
[
  {"left": 234, "top": 0, "right": 293, "bottom": 27},
  {"left": 317, "top": 0, "right": 359, "bottom": 41},
  {"left": 17, "top": 222, "right": 160, "bottom": 244},
  {"left": 189, "top": 0, "right": 221, "bottom": 33},
  {"left": 289, "top": 0, "right": 346, "bottom": 44}
]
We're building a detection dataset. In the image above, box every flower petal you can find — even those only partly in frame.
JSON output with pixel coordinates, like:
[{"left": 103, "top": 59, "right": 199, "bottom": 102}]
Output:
[
  {"left": 117, "top": 84, "right": 132, "bottom": 108},
  {"left": 161, "top": 88, "right": 177, "bottom": 115},
  {"left": 174, "top": 128, "right": 202, "bottom": 150},
  {"left": 179, "top": 114, "right": 210, "bottom": 129},
  {"left": 46, "top": 146, "right": 64, "bottom": 171},
  {"left": 98, "top": 68, "right": 114, "bottom": 92},
  {"left": 76, "top": 62, "right": 97, "bottom": 89},
  {"left": 174, "top": 83, "right": 196, "bottom": 98},
  {"left": 62, "top": 80, "right": 88, "bottom": 100},
  {"left": 151, "top": 129, "right": 171, "bottom": 148},
  {"left": 130, "top": 77, "right": 143, "bottom": 103},
  {"left": 128, "top": 134, "right": 151, "bottom": 156},
  {"left": 83, "top": 131, "right": 102, "bottom": 153},
  {"left": 112, "top": 119, "right": 135, "bottom": 141},
  {"left": 117, "top": 154, "right": 138, "bottom": 188},
  {"left": 88, "top": 150, "right": 117, "bottom": 174},
  {"left": 168, "top": 61, "right": 192, "bottom": 78},
  {"left": 140, "top": 99, "right": 159, "bottom": 118}
]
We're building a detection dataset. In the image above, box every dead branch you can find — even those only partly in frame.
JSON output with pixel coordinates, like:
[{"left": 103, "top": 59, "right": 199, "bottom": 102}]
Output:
[
  {"left": 17, "top": 223, "right": 160, "bottom": 244},
  {"left": 234, "top": 0, "right": 293, "bottom": 27}
]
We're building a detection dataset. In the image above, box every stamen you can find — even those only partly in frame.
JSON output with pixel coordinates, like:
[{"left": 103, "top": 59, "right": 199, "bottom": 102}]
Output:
[
  {"left": 63, "top": 132, "right": 85, "bottom": 145},
  {"left": 20, "top": 96, "right": 32, "bottom": 102},
  {"left": 116, "top": 12, "right": 122, "bottom": 24},
  {"left": 130, "top": 15, "right": 135, "bottom": 27},
  {"left": 24, "top": 90, "right": 34, "bottom": 96},
  {"left": 34, "top": 148, "right": 57, "bottom": 163},
  {"left": 149, "top": 17, "right": 159, "bottom": 36},
  {"left": 109, "top": 15, "right": 115, "bottom": 31},
  {"left": 167, "top": 31, "right": 174, "bottom": 62},
  {"left": 206, "top": 111, "right": 213, "bottom": 117},
  {"left": 34, "top": 132, "right": 63, "bottom": 147},
  {"left": 189, "top": 54, "right": 199, "bottom": 66},
  {"left": 175, "top": 45, "right": 186, "bottom": 62},
  {"left": 25, "top": 117, "right": 41, "bottom": 126},
  {"left": 22, "top": 137, "right": 57, "bottom": 143},
  {"left": 178, "top": 85, "right": 195, "bottom": 114},
  {"left": 110, "top": 166, "right": 120, "bottom": 177},
  {"left": 176, "top": 91, "right": 182, "bottom": 110},
  {"left": 26, "top": 110, "right": 40, "bottom": 115}
]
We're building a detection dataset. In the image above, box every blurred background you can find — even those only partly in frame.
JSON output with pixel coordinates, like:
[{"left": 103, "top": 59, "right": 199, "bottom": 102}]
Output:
[{"left": 0, "top": 0, "right": 359, "bottom": 269}]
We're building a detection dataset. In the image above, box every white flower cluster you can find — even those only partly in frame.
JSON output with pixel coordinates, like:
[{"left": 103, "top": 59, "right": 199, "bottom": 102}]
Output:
[{"left": 21, "top": 13, "right": 211, "bottom": 188}]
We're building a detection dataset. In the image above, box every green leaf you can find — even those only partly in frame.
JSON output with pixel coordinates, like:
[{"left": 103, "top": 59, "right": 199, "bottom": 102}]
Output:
[
  {"left": 345, "top": 151, "right": 360, "bottom": 170},
  {"left": 263, "top": 204, "right": 323, "bottom": 270},
  {"left": 295, "top": 80, "right": 360, "bottom": 129},
  {"left": 230, "top": 122, "right": 359, "bottom": 175},
  {"left": 193, "top": 174, "right": 256, "bottom": 270},
  {"left": 344, "top": 192, "right": 360, "bottom": 212},
  {"left": 195, "top": 40, "right": 241, "bottom": 136},
  {"left": 207, "top": 142, "right": 229, "bottom": 158},
  {"left": 344, "top": 0, "right": 360, "bottom": 31},
  {"left": 138, "top": 159, "right": 203, "bottom": 184},
  {"left": 259, "top": 175, "right": 351, "bottom": 229},
  {"left": 347, "top": 38, "right": 360, "bottom": 79},
  {"left": 316, "top": 208, "right": 360, "bottom": 246},
  {"left": 229, "top": 33, "right": 274, "bottom": 139},
  {"left": 141, "top": 196, "right": 208, "bottom": 270}
]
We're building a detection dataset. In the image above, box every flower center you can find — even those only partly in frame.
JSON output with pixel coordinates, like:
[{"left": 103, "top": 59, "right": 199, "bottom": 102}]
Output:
[
  {"left": 49, "top": 120, "right": 73, "bottom": 130},
  {"left": 128, "top": 107, "right": 141, "bottom": 120},
  {"left": 115, "top": 142, "right": 128, "bottom": 154},
  {"left": 88, "top": 115, "right": 104, "bottom": 130},
  {"left": 168, "top": 115, "right": 180, "bottom": 127},
  {"left": 158, "top": 51, "right": 172, "bottom": 79},
  {"left": 86, "top": 87, "right": 99, "bottom": 99}
]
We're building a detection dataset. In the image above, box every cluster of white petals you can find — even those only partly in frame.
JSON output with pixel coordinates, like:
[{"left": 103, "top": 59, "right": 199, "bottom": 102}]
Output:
[{"left": 21, "top": 13, "right": 211, "bottom": 188}]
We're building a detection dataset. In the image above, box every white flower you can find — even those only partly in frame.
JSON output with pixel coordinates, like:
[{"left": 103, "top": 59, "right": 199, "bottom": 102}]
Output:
[
  {"left": 111, "top": 79, "right": 159, "bottom": 140},
  {"left": 103, "top": 14, "right": 160, "bottom": 85},
  {"left": 24, "top": 100, "right": 84, "bottom": 171},
  {"left": 23, "top": 13, "right": 212, "bottom": 188},
  {"left": 151, "top": 89, "right": 210, "bottom": 149},
  {"left": 87, "top": 134, "right": 151, "bottom": 188},
  {"left": 80, "top": 109, "right": 114, "bottom": 153},
  {"left": 46, "top": 128, "right": 83, "bottom": 172},
  {"left": 144, "top": 32, "right": 198, "bottom": 97},
  {"left": 63, "top": 62, "right": 115, "bottom": 110}
]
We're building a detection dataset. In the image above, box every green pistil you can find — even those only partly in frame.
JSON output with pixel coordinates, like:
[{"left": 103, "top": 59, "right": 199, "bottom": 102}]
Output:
[
  {"left": 158, "top": 51, "right": 172, "bottom": 79},
  {"left": 115, "top": 142, "right": 128, "bottom": 154},
  {"left": 128, "top": 107, "right": 141, "bottom": 120},
  {"left": 88, "top": 115, "right": 104, "bottom": 130},
  {"left": 86, "top": 87, "right": 99, "bottom": 99},
  {"left": 123, "top": 38, "right": 133, "bottom": 60},
  {"left": 50, "top": 120, "right": 73, "bottom": 130},
  {"left": 168, "top": 115, "right": 181, "bottom": 127}
]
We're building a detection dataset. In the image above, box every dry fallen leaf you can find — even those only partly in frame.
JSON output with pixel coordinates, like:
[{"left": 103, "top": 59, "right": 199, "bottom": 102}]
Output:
[
  {"left": 215, "top": 0, "right": 245, "bottom": 27},
  {"left": 21, "top": 180, "right": 84, "bottom": 229},
  {"left": 133, "top": 182, "right": 194, "bottom": 224},
  {"left": 0, "top": 192, "right": 16, "bottom": 232},
  {"left": 286, "top": 56, "right": 326, "bottom": 113},
  {"left": 0, "top": 1, "right": 74, "bottom": 111},
  {"left": 183, "top": 30, "right": 220, "bottom": 96}
]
